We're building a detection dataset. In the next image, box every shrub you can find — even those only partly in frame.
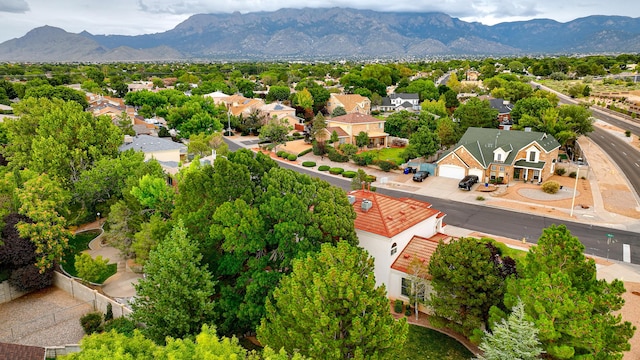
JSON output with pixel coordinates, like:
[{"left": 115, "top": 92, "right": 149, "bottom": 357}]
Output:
[
  {"left": 569, "top": 171, "right": 577, "bottom": 178},
  {"left": 555, "top": 168, "right": 566, "bottom": 176},
  {"left": 326, "top": 147, "right": 349, "bottom": 162},
  {"left": 298, "top": 148, "right": 312, "bottom": 157},
  {"left": 342, "top": 171, "right": 357, "bottom": 178},
  {"left": 394, "top": 299, "right": 403, "bottom": 313},
  {"left": 329, "top": 167, "right": 344, "bottom": 175},
  {"left": 376, "top": 160, "right": 397, "bottom": 172},
  {"left": 105, "top": 303, "right": 114, "bottom": 322},
  {"left": 624, "top": 130, "right": 631, "bottom": 137},
  {"left": 312, "top": 140, "right": 325, "bottom": 156},
  {"left": 287, "top": 154, "right": 297, "bottom": 161},
  {"left": 405, "top": 306, "right": 412, "bottom": 316},
  {"left": 80, "top": 312, "right": 104, "bottom": 334},
  {"left": 365, "top": 175, "right": 377, "bottom": 183},
  {"left": 75, "top": 253, "right": 110, "bottom": 284},
  {"left": 476, "top": 196, "right": 485, "bottom": 201},
  {"left": 302, "top": 161, "right": 316, "bottom": 167},
  {"left": 276, "top": 150, "right": 285, "bottom": 157},
  {"left": 542, "top": 180, "right": 560, "bottom": 194},
  {"left": 103, "top": 316, "right": 137, "bottom": 337},
  {"left": 318, "top": 165, "right": 330, "bottom": 171},
  {"left": 8, "top": 265, "right": 53, "bottom": 292},
  {"left": 353, "top": 152, "right": 376, "bottom": 166}
]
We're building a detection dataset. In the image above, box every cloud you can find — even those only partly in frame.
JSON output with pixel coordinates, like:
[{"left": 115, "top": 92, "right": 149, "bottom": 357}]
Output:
[{"left": 0, "top": 0, "right": 29, "bottom": 13}]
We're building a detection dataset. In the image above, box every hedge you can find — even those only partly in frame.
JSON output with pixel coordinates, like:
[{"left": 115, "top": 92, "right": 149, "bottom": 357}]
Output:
[
  {"left": 302, "top": 161, "right": 316, "bottom": 167},
  {"left": 329, "top": 167, "right": 344, "bottom": 175},
  {"left": 298, "top": 148, "right": 313, "bottom": 157},
  {"left": 288, "top": 154, "right": 297, "bottom": 161},
  {"left": 342, "top": 171, "right": 357, "bottom": 178},
  {"left": 318, "top": 165, "right": 330, "bottom": 171}
]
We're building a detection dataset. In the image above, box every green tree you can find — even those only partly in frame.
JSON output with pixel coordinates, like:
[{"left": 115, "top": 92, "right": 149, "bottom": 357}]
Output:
[
  {"left": 477, "top": 299, "right": 544, "bottom": 360},
  {"left": 16, "top": 173, "right": 71, "bottom": 272},
  {"left": 384, "top": 110, "right": 419, "bottom": 138},
  {"left": 266, "top": 85, "right": 291, "bottom": 102},
  {"left": 453, "top": 97, "right": 499, "bottom": 133},
  {"left": 130, "top": 175, "right": 175, "bottom": 219},
  {"left": 436, "top": 116, "right": 459, "bottom": 147},
  {"left": 293, "top": 88, "right": 314, "bottom": 110},
  {"left": 74, "top": 253, "right": 110, "bottom": 283},
  {"left": 132, "top": 221, "right": 216, "bottom": 344},
  {"left": 104, "top": 200, "right": 143, "bottom": 259},
  {"left": 258, "top": 241, "right": 408, "bottom": 360},
  {"left": 402, "top": 126, "right": 440, "bottom": 161},
  {"left": 355, "top": 131, "right": 369, "bottom": 150},
  {"left": 259, "top": 117, "right": 292, "bottom": 151},
  {"left": 310, "top": 112, "right": 327, "bottom": 142},
  {"left": 428, "top": 238, "right": 507, "bottom": 337},
  {"left": 504, "top": 225, "right": 635, "bottom": 359},
  {"left": 510, "top": 97, "right": 554, "bottom": 124},
  {"left": 331, "top": 106, "right": 347, "bottom": 117}
]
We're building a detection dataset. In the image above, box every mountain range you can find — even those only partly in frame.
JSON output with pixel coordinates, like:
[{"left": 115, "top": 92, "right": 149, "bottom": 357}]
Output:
[{"left": 1, "top": 7, "right": 640, "bottom": 62}]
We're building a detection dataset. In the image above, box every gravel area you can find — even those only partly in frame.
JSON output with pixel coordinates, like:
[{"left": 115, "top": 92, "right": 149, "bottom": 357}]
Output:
[{"left": 0, "top": 287, "right": 91, "bottom": 347}]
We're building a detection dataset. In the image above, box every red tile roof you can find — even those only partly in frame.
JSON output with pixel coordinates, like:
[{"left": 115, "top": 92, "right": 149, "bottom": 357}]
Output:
[
  {"left": 325, "top": 126, "right": 349, "bottom": 137},
  {"left": 350, "top": 189, "right": 441, "bottom": 238},
  {"left": 390, "top": 233, "right": 451, "bottom": 275},
  {"left": 0, "top": 342, "right": 45, "bottom": 360},
  {"left": 331, "top": 113, "right": 383, "bottom": 124}
]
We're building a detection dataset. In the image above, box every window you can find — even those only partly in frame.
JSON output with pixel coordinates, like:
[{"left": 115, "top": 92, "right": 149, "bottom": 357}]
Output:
[
  {"left": 401, "top": 278, "right": 411, "bottom": 296},
  {"left": 529, "top": 151, "right": 536, "bottom": 162},
  {"left": 500, "top": 166, "right": 505, "bottom": 172},
  {"left": 391, "top": 243, "right": 398, "bottom": 256},
  {"left": 491, "top": 165, "right": 497, "bottom": 170},
  {"left": 496, "top": 153, "right": 502, "bottom": 161}
]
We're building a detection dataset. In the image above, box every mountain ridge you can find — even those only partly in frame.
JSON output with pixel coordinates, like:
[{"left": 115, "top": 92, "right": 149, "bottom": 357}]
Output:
[{"left": 1, "top": 7, "right": 639, "bottom": 62}]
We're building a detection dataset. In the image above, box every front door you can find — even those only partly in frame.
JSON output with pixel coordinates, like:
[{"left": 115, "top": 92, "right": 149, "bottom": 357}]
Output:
[{"left": 514, "top": 168, "right": 521, "bottom": 180}]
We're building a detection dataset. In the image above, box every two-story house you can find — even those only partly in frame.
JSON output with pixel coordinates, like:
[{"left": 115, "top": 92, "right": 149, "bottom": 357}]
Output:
[
  {"left": 325, "top": 113, "right": 388, "bottom": 147},
  {"left": 377, "top": 93, "right": 421, "bottom": 112},
  {"left": 326, "top": 93, "right": 371, "bottom": 115},
  {"left": 436, "top": 127, "right": 560, "bottom": 184},
  {"left": 348, "top": 189, "right": 449, "bottom": 302}
]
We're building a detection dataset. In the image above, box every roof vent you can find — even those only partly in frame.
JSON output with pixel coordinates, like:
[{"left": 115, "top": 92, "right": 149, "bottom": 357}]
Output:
[
  {"left": 524, "top": 127, "right": 532, "bottom": 132},
  {"left": 347, "top": 195, "right": 356, "bottom": 205},
  {"left": 361, "top": 199, "right": 373, "bottom": 212},
  {"left": 124, "top": 135, "right": 133, "bottom": 143}
]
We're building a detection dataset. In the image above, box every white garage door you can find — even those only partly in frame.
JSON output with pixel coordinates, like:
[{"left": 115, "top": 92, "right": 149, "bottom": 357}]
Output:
[
  {"left": 438, "top": 165, "right": 465, "bottom": 179},
  {"left": 469, "top": 168, "right": 484, "bottom": 180}
]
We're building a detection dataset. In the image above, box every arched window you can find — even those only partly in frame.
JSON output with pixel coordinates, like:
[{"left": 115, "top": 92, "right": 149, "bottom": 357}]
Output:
[{"left": 391, "top": 242, "right": 398, "bottom": 256}]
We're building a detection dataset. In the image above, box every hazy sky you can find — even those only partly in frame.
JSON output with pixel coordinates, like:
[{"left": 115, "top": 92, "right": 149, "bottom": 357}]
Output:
[{"left": 1, "top": 0, "right": 639, "bottom": 43}]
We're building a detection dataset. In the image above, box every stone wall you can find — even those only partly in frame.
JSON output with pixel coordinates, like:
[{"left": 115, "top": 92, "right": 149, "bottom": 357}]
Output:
[
  {"left": 53, "top": 272, "right": 131, "bottom": 318},
  {"left": 0, "top": 280, "right": 29, "bottom": 304}
]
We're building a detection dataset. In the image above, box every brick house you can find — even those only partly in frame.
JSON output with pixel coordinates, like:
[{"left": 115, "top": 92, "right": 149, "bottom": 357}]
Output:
[{"left": 436, "top": 127, "right": 560, "bottom": 184}]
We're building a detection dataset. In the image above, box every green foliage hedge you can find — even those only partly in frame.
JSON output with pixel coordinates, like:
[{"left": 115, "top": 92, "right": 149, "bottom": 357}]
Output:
[
  {"left": 329, "top": 167, "right": 344, "bottom": 175},
  {"left": 342, "top": 171, "right": 357, "bottom": 178},
  {"left": 302, "top": 161, "right": 316, "bottom": 167},
  {"left": 376, "top": 160, "right": 397, "bottom": 172},
  {"left": 288, "top": 154, "right": 297, "bottom": 161},
  {"left": 298, "top": 148, "right": 313, "bottom": 157},
  {"left": 394, "top": 299, "right": 403, "bottom": 313},
  {"left": 318, "top": 165, "right": 330, "bottom": 171},
  {"left": 327, "top": 147, "right": 349, "bottom": 162}
]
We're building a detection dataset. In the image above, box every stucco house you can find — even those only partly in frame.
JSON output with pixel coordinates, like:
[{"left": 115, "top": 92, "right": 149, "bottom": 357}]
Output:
[
  {"left": 325, "top": 113, "right": 388, "bottom": 147},
  {"left": 436, "top": 127, "right": 561, "bottom": 184},
  {"left": 326, "top": 93, "right": 371, "bottom": 115},
  {"left": 377, "top": 93, "right": 420, "bottom": 112},
  {"left": 119, "top": 134, "right": 187, "bottom": 174},
  {"left": 348, "top": 189, "right": 449, "bottom": 302}
]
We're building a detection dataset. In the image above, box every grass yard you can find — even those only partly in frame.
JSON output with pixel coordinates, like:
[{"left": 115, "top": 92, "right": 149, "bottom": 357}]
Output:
[
  {"left": 398, "top": 324, "right": 474, "bottom": 360},
  {"left": 60, "top": 229, "right": 116, "bottom": 284},
  {"left": 360, "top": 147, "right": 405, "bottom": 165}
]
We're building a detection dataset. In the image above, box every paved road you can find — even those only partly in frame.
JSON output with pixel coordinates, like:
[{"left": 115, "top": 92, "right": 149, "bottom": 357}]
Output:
[{"left": 224, "top": 138, "right": 640, "bottom": 264}]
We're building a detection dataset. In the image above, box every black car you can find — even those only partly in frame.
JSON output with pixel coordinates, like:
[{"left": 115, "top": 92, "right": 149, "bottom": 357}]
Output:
[
  {"left": 412, "top": 171, "right": 429, "bottom": 182},
  {"left": 458, "top": 175, "right": 479, "bottom": 190}
]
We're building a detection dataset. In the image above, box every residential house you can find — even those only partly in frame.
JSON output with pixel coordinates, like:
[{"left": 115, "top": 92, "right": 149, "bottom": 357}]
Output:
[
  {"left": 348, "top": 189, "right": 449, "bottom": 303},
  {"left": 325, "top": 113, "right": 388, "bottom": 147},
  {"left": 0, "top": 342, "right": 45, "bottom": 360},
  {"left": 482, "top": 96, "right": 514, "bottom": 129},
  {"left": 466, "top": 70, "right": 480, "bottom": 81},
  {"left": 127, "top": 81, "right": 155, "bottom": 93},
  {"left": 377, "top": 93, "right": 420, "bottom": 112},
  {"left": 326, "top": 93, "right": 371, "bottom": 115},
  {"left": 203, "top": 91, "right": 230, "bottom": 105},
  {"left": 119, "top": 135, "right": 187, "bottom": 175},
  {"left": 436, "top": 127, "right": 561, "bottom": 184},
  {"left": 218, "top": 94, "right": 266, "bottom": 117}
]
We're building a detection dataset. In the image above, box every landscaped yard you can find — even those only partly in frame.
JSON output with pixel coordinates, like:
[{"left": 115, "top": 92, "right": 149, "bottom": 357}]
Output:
[
  {"left": 399, "top": 324, "right": 474, "bottom": 359},
  {"left": 60, "top": 230, "right": 116, "bottom": 284},
  {"left": 360, "top": 147, "right": 405, "bottom": 165}
]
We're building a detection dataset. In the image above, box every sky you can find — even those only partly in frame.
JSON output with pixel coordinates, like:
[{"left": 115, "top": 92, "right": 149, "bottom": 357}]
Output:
[{"left": 1, "top": 0, "right": 639, "bottom": 43}]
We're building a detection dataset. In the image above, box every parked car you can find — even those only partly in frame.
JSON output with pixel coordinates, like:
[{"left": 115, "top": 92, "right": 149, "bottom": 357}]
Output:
[
  {"left": 458, "top": 175, "right": 479, "bottom": 190},
  {"left": 412, "top": 171, "right": 429, "bottom": 182}
]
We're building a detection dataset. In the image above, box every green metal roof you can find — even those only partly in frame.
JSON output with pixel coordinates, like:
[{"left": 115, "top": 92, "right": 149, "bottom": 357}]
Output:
[
  {"left": 514, "top": 159, "right": 545, "bottom": 169},
  {"left": 441, "top": 127, "right": 560, "bottom": 167}
]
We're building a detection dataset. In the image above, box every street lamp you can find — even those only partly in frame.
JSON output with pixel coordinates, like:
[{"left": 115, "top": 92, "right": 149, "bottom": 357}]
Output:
[
  {"left": 569, "top": 165, "right": 581, "bottom": 217},
  {"left": 96, "top": 212, "right": 101, "bottom": 221}
]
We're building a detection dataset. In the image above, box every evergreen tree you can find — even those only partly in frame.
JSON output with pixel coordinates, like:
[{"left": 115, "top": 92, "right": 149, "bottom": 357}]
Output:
[
  {"left": 477, "top": 299, "right": 544, "bottom": 360},
  {"left": 258, "top": 241, "right": 407, "bottom": 359},
  {"left": 132, "top": 221, "right": 216, "bottom": 344}
]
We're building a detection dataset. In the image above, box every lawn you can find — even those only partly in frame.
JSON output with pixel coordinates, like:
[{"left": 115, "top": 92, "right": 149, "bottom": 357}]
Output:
[
  {"left": 360, "top": 147, "right": 405, "bottom": 165},
  {"left": 60, "top": 230, "right": 116, "bottom": 284},
  {"left": 398, "top": 324, "right": 474, "bottom": 360}
]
